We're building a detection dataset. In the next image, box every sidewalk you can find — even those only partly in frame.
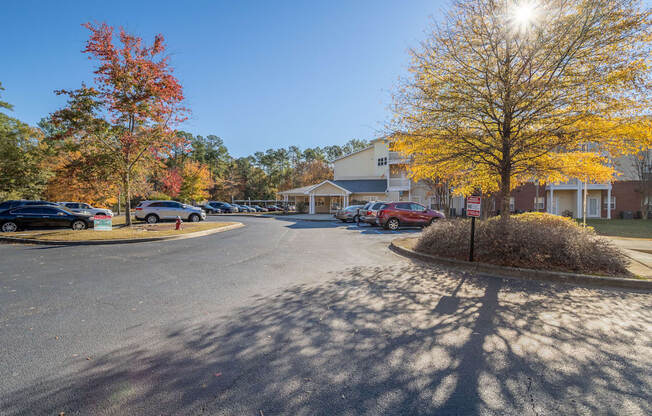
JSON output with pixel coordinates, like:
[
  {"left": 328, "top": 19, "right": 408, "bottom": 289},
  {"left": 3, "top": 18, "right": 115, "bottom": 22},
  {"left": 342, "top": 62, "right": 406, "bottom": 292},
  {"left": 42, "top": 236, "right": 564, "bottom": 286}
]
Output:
[{"left": 607, "top": 237, "right": 652, "bottom": 279}]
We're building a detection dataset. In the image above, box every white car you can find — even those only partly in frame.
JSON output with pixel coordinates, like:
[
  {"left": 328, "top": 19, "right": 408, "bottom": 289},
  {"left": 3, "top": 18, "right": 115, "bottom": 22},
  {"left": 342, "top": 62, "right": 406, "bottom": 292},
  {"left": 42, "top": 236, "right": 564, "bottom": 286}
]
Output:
[
  {"left": 134, "top": 200, "right": 206, "bottom": 224},
  {"left": 58, "top": 202, "right": 113, "bottom": 217}
]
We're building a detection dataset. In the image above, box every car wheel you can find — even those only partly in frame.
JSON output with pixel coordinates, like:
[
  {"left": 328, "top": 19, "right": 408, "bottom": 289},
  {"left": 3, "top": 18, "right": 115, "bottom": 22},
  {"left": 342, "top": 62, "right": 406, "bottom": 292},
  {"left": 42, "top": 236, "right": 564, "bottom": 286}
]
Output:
[
  {"left": 386, "top": 218, "right": 400, "bottom": 231},
  {"left": 189, "top": 213, "right": 200, "bottom": 222},
  {"left": 1, "top": 221, "right": 18, "bottom": 232},
  {"left": 353, "top": 215, "right": 359, "bottom": 223},
  {"left": 145, "top": 214, "right": 159, "bottom": 224},
  {"left": 71, "top": 220, "right": 87, "bottom": 230},
  {"left": 428, "top": 218, "right": 437, "bottom": 226}
]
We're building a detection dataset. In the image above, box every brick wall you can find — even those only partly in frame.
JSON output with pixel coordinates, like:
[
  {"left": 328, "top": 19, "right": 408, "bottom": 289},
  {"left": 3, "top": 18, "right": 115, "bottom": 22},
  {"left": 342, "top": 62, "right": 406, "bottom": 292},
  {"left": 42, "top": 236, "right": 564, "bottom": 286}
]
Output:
[
  {"left": 511, "top": 183, "right": 546, "bottom": 213},
  {"left": 487, "top": 180, "right": 644, "bottom": 218},
  {"left": 489, "top": 183, "right": 546, "bottom": 215},
  {"left": 601, "top": 181, "right": 644, "bottom": 218}
]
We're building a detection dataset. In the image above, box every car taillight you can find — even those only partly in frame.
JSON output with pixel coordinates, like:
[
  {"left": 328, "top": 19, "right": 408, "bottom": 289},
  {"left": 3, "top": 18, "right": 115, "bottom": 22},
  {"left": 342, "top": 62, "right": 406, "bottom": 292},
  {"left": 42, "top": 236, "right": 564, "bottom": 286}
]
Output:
[
  {"left": 366, "top": 210, "right": 372, "bottom": 215},
  {"left": 135, "top": 207, "right": 142, "bottom": 210},
  {"left": 379, "top": 210, "right": 386, "bottom": 217}
]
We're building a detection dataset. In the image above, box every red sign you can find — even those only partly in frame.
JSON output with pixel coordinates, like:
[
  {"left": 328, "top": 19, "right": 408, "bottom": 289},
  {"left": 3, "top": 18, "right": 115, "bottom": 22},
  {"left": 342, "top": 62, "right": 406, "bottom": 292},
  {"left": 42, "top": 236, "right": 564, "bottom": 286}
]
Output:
[{"left": 466, "top": 196, "right": 481, "bottom": 217}]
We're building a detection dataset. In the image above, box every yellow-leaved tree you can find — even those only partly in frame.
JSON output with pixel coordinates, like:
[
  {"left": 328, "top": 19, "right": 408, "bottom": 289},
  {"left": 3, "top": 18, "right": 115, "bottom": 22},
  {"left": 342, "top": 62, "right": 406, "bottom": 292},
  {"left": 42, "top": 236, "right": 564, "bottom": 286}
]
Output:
[
  {"left": 178, "top": 160, "right": 212, "bottom": 203},
  {"left": 391, "top": 0, "right": 651, "bottom": 218}
]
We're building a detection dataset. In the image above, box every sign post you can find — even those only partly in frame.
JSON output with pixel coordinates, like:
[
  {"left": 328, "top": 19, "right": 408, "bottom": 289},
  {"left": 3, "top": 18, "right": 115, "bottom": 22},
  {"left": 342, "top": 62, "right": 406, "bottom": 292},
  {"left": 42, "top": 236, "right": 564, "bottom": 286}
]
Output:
[
  {"left": 466, "top": 196, "right": 481, "bottom": 262},
  {"left": 94, "top": 215, "right": 112, "bottom": 231}
]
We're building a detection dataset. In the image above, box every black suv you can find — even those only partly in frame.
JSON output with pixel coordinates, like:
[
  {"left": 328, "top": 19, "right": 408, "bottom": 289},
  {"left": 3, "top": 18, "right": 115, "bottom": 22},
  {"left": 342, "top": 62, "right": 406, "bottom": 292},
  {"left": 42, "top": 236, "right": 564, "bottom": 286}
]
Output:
[
  {"left": 0, "top": 205, "right": 94, "bottom": 232},
  {"left": 204, "top": 201, "right": 235, "bottom": 214}
]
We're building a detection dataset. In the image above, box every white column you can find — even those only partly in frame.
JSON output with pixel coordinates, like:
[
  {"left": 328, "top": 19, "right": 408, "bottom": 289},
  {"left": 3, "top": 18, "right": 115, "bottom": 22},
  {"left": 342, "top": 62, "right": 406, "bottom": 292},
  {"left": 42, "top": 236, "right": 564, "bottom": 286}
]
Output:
[
  {"left": 607, "top": 185, "right": 612, "bottom": 219},
  {"left": 549, "top": 186, "right": 554, "bottom": 214},
  {"left": 576, "top": 181, "right": 583, "bottom": 219},
  {"left": 343, "top": 194, "right": 349, "bottom": 207},
  {"left": 309, "top": 194, "right": 315, "bottom": 214}
]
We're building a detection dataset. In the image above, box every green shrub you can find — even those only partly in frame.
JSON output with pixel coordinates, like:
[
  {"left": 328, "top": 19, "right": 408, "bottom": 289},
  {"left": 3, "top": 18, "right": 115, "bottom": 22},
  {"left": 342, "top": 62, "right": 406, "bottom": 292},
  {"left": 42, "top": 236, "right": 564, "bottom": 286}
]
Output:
[{"left": 416, "top": 212, "right": 630, "bottom": 276}]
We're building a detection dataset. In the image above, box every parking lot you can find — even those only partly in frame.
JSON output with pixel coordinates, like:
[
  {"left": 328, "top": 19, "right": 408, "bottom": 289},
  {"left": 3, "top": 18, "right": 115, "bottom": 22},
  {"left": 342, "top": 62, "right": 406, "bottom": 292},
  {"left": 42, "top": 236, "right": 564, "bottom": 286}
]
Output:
[{"left": 1, "top": 215, "right": 650, "bottom": 415}]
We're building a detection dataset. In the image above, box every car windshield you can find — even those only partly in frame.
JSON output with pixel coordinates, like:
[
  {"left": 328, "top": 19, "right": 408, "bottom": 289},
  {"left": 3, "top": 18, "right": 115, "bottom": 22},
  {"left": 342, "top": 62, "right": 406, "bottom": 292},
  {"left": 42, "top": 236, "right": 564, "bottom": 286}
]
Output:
[{"left": 371, "top": 202, "right": 385, "bottom": 210}]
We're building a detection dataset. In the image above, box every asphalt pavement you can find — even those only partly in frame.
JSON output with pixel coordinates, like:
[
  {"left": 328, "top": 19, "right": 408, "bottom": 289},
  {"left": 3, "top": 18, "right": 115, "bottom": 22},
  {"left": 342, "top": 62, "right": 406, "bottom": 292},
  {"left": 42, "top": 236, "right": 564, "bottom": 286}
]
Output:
[{"left": 0, "top": 216, "right": 650, "bottom": 415}]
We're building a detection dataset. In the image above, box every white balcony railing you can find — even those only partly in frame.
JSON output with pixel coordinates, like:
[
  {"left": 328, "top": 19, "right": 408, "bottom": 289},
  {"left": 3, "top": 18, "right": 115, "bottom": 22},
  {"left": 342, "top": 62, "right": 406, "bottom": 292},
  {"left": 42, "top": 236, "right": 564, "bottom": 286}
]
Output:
[
  {"left": 388, "top": 178, "right": 410, "bottom": 189},
  {"left": 388, "top": 152, "right": 410, "bottom": 164}
]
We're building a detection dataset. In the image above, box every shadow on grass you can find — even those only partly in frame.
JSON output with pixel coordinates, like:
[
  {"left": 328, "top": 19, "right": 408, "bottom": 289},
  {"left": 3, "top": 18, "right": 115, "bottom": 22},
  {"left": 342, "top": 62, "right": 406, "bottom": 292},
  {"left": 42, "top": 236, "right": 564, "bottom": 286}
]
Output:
[{"left": 2, "top": 264, "right": 650, "bottom": 415}]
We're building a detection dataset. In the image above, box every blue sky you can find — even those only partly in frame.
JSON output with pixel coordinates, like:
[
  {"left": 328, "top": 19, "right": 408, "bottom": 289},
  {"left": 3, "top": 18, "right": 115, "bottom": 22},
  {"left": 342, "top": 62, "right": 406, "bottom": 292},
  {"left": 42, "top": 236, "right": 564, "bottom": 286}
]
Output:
[{"left": 0, "top": 0, "right": 444, "bottom": 157}]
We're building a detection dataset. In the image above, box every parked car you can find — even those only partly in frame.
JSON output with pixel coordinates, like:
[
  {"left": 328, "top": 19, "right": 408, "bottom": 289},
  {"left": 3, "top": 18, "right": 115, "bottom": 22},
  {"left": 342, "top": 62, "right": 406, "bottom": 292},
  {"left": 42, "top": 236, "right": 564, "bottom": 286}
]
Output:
[
  {"left": 58, "top": 202, "right": 113, "bottom": 217},
  {"left": 357, "top": 202, "right": 373, "bottom": 222},
  {"left": 133, "top": 200, "right": 206, "bottom": 224},
  {"left": 231, "top": 204, "right": 248, "bottom": 212},
  {"left": 0, "top": 200, "right": 61, "bottom": 211},
  {"left": 376, "top": 202, "right": 445, "bottom": 230},
  {"left": 239, "top": 205, "right": 256, "bottom": 213},
  {"left": 335, "top": 205, "right": 364, "bottom": 222},
  {"left": 0, "top": 205, "right": 94, "bottom": 232},
  {"left": 267, "top": 204, "right": 281, "bottom": 211},
  {"left": 252, "top": 205, "right": 268, "bottom": 212},
  {"left": 198, "top": 204, "right": 221, "bottom": 214},
  {"left": 359, "top": 201, "right": 389, "bottom": 225},
  {"left": 204, "top": 201, "right": 236, "bottom": 213}
]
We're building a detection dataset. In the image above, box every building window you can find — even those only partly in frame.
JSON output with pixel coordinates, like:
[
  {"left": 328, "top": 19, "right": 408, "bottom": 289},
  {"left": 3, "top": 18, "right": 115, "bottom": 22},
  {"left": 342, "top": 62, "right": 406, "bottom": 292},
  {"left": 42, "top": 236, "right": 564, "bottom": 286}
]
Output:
[
  {"left": 534, "top": 197, "right": 544, "bottom": 210},
  {"left": 604, "top": 196, "right": 616, "bottom": 210},
  {"left": 368, "top": 196, "right": 378, "bottom": 201},
  {"left": 316, "top": 197, "right": 325, "bottom": 207},
  {"left": 377, "top": 157, "right": 387, "bottom": 166},
  {"left": 509, "top": 197, "right": 515, "bottom": 212}
]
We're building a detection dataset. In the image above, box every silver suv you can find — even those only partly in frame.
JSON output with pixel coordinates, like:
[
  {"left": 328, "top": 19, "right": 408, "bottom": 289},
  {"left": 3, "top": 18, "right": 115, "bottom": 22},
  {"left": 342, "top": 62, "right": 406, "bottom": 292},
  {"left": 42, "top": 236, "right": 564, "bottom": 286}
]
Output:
[
  {"left": 359, "top": 201, "right": 388, "bottom": 225},
  {"left": 58, "top": 202, "right": 113, "bottom": 217},
  {"left": 134, "top": 200, "right": 206, "bottom": 224}
]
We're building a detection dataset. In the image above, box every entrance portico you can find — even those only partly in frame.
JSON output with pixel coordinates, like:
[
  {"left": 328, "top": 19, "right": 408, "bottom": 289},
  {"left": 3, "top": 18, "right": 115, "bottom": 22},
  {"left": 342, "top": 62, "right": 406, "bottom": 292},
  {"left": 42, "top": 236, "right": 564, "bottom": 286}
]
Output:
[
  {"left": 547, "top": 180, "right": 612, "bottom": 219},
  {"left": 279, "top": 180, "right": 351, "bottom": 214}
]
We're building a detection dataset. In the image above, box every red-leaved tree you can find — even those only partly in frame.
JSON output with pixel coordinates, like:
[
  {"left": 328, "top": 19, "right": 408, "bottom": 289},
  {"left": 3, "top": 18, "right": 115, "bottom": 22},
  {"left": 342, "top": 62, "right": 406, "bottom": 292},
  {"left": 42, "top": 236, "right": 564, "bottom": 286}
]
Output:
[
  {"left": 161, "top": 167, "right": 183, "bottom": 198},
  {"left": 50, "top": 22, "right": 187, "bottom": 224}
]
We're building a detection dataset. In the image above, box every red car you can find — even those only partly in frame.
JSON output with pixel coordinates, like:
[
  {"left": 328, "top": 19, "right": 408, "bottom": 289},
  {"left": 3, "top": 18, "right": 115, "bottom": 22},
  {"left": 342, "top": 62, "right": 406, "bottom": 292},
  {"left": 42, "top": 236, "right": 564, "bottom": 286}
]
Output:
[{"left": 376, "top": 202, "right": 445, "bottom": 230}]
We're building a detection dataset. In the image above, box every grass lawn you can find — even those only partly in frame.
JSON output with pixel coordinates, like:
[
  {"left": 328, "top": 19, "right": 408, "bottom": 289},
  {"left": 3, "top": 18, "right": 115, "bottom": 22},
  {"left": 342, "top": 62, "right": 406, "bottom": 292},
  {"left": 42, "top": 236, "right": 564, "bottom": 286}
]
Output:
[
  {"left": 583, "top": 219, "right": 652, "bottom": 239},
  {"left": 6, "top": 221, "right": 237, "bottom": 241}
]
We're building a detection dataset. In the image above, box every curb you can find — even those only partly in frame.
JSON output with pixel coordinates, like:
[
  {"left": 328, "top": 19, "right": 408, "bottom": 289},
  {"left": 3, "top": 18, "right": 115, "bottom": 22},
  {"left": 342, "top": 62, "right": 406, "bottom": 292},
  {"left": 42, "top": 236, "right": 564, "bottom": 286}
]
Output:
[
  {"left": 390, "top": 237, "right": 652, "bottom": 290},
  {"left": 0, "top": 223, "right": 245, "bottom": 246}
]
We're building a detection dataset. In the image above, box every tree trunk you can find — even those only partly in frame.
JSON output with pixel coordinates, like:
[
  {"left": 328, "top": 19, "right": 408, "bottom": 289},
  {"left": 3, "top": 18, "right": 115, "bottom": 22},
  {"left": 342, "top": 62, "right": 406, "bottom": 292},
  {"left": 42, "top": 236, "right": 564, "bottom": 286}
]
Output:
[
  {"left": 500, "top": 170, "right": 511, "bottom": 220},
  {"left": 123, "top": 171, "right": 132, "bottom": 226}
]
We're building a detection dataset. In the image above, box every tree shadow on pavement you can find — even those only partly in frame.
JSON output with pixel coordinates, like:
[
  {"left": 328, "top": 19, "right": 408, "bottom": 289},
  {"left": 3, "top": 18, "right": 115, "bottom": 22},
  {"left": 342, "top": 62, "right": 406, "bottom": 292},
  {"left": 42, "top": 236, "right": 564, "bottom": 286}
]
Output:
[{"left": 2, "top": 263, "right": 651, "bottom": 415}]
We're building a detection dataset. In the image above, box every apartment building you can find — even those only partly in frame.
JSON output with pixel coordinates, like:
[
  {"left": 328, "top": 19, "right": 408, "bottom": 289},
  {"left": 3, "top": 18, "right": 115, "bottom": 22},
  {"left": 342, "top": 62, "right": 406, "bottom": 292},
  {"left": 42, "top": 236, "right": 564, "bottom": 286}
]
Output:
[
  {"left": 279, "top": 138, "right": 463, "bottom": 214},
  {"left": 511, "top": 152, "right": 651, "bottom": 219},
  {"left": 280, "top": 138, "right": 650, "bottom": 218}
]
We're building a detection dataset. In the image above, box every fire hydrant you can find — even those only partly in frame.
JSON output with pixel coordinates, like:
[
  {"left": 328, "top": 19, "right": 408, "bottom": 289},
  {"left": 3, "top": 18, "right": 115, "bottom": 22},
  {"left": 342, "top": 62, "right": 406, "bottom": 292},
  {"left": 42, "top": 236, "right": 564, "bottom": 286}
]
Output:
[{"left": 175, "top": 216, "right": 182, "bottom": 230}]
